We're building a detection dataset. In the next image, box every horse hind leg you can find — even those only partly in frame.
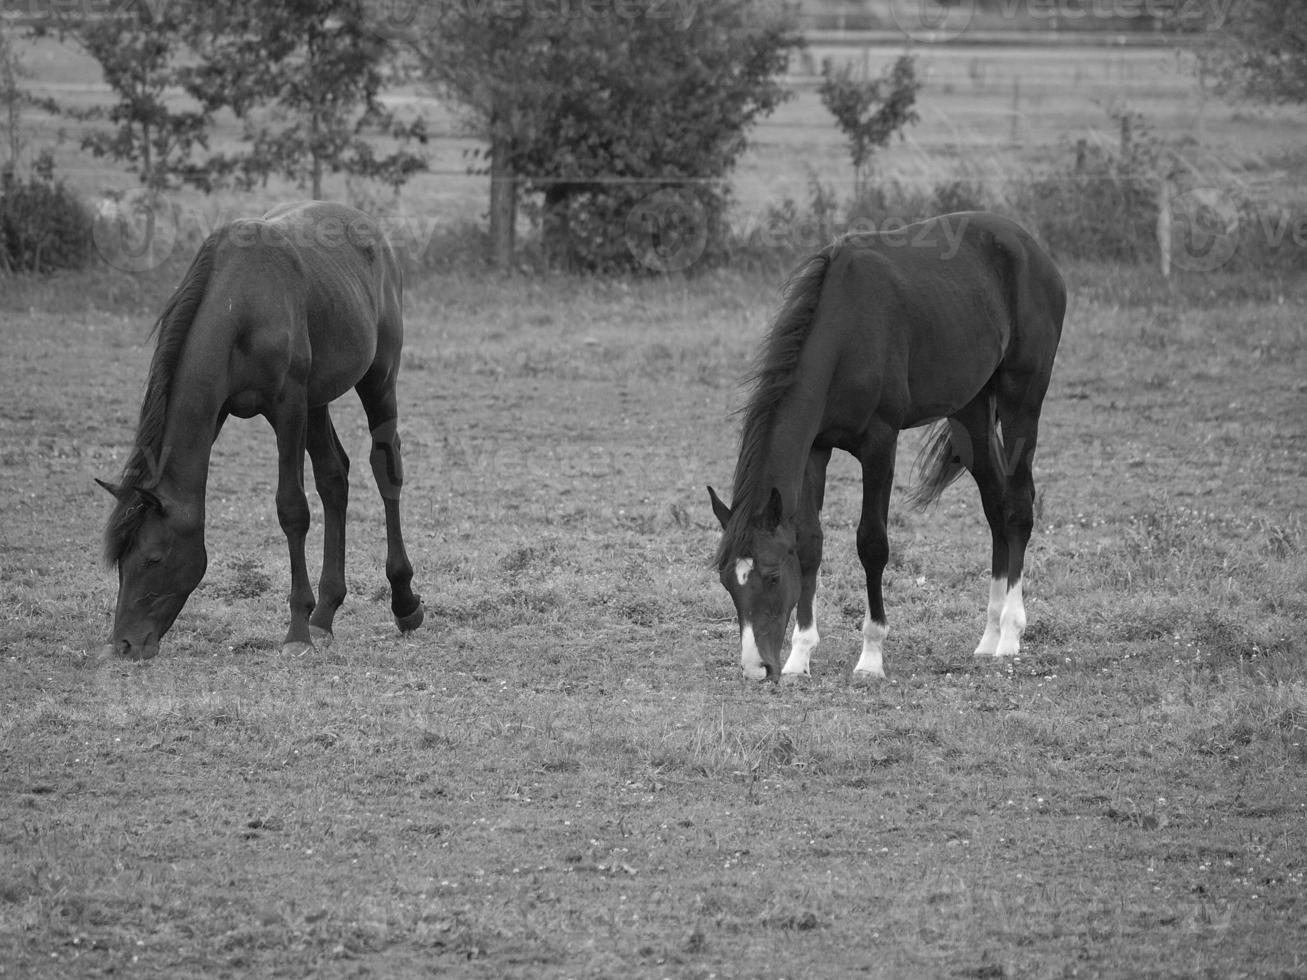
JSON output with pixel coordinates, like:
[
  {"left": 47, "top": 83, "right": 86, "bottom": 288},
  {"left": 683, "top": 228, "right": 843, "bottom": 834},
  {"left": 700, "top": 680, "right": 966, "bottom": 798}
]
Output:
[
  {"left": 992, "top": 399, "right": 1043, "bottom": 657},
  {"left": 950, "top": 395, "right": 1011, "bottom": 656},
  {"left": 357, "top": 371, "right": 424, "bottom": 634},
  {"left": 306, "top": 405, "right": 349, "bottom": 647},
  {"left": 271, "top": 395, "right": 316, "bottom": 656},
  {"left": 957, "top": 387, "right": 1038, "bottom": 658},
  {"left": 852, "top": 436, "right": 896, "bottom": 682}
]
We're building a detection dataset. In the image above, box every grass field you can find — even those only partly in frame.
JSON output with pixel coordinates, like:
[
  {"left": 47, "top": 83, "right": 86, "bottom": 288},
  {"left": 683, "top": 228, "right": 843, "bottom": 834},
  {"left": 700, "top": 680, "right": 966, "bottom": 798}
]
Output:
[
  {"left": 3, "top": 21, "right": 1307, "bottom": 980},
  {"left": 1, "top": 253, "right": 1305, "bottom": 977}
]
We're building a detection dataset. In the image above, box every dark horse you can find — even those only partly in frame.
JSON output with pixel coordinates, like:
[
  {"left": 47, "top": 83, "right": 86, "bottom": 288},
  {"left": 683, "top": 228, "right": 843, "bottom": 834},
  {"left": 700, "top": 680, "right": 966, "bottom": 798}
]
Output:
[
  {"left": 708, "top": 212, "right": 1064, "bottom": 682},
  {"left": 98, "top": 201, "right": 424, "bottom": 659}
]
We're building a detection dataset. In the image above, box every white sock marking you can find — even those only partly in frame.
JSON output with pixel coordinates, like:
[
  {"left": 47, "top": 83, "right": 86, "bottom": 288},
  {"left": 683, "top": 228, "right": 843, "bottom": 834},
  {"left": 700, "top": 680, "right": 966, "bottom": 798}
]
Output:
[
  {"left": 782, "top": 620, "right": 819, "bottom": 676},
  {"left": 740, "top": 622, "right": 767, "bottom": 681},
  {"left": 974, "top": 577, "right": 1005, "bottom": 656},
  {"left": 996, "top": 578, "right": 1026, "bottom": 657},
  {"left": 853, "top": 610, "right": 887, "bottom": 678}
]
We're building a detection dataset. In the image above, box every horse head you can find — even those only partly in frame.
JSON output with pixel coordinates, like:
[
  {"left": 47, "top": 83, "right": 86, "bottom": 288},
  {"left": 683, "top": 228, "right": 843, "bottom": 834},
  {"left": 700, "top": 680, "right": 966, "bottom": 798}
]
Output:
[
  {"left": 709, "top": 486, "right": 801, "bottom": 682},
  {"left": 98, "top": 479, "right": 207, "bottom": 660}
]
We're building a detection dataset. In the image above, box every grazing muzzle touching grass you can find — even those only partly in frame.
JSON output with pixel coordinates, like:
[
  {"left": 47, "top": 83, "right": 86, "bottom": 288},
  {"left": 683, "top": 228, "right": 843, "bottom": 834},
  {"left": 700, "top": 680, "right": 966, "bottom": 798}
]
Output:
[
  {"left": 99, "top": 481, "right": 207, "bottom": 659},
  {"left": 712, "top": 487, "right": 801, "bottom": 681}
]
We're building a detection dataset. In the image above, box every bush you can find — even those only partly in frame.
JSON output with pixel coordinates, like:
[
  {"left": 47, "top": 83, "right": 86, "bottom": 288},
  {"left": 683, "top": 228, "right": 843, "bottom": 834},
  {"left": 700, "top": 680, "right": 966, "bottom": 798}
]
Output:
[
  {"left": 733, "top": 176, "right": 997, "bottom": 271},
  {"left": 539, "top": 183, "right": 731, "bottom": 276},
  {"left": 1016, "top": 167, "right": 1157, "bottom": 265},
  {"left": 1015, "top": 110, "right": 1162, "bottom": 264},
  {"left": 0, "top": 156, "right": 93, "bottom": 274}
]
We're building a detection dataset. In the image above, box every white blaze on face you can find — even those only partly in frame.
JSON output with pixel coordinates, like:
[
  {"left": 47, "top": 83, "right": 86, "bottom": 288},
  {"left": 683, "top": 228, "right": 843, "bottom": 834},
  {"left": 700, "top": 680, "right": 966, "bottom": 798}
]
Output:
[
  {"left": 734, "top": 557, "right": 755, "bottom": 587},
  {"left": 739, "top": 622, "right": 767, "bottom": 681}
]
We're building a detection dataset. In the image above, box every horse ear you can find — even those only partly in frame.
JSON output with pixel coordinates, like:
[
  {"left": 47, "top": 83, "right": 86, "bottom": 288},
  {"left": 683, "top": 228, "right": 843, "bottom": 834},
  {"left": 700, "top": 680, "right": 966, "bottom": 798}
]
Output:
[
  {"left": 762, "top": 487, "right": 784, "bottom": 531},
  {"left": 95, "top": 478, "right": 123, "bottom": 499},
  {"left": 707, "top": 486, "right": 732, "bottom": 529},
  {"left": 136, "top": 487, "right": 167, "bottom": 515}
]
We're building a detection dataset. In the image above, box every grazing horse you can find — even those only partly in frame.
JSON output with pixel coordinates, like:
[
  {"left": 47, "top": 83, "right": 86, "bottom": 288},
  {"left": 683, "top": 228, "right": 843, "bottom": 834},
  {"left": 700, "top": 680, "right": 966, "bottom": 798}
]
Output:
[
  {"left": 98, "top": 201, "right": 424, "bottom": 659},
  {"left": 708, "top": 212, "right": 1064, "bottom": 682}
]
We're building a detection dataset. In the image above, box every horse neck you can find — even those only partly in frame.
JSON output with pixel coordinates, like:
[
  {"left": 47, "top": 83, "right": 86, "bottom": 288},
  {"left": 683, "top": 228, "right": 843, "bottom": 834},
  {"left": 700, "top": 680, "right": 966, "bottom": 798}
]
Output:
[
  {"left": 739, "top": 365, "right": 831, "bottom": 522},
  {"left": 154, "top": 327, "right": 229, "bottom": 511},
  {"left": 760, "top": 390, "right": 825, "bottom": 512}
]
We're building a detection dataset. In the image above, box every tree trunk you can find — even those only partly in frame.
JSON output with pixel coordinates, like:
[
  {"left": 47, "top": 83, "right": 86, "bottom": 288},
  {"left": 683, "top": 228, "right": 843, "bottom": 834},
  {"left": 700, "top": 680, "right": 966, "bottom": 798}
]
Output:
[
  {"left": 541, "top": 183, "right": 572, "bottom": 270},
  {"left": 141, "top": 118, "right": 152, "bottom": 188},
  {"left": 311, "top": 105, "right": 323, "bottom": 200}
]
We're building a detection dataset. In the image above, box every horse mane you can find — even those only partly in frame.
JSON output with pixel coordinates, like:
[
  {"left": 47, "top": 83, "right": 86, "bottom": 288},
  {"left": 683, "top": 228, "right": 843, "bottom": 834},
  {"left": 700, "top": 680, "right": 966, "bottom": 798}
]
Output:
[
  {"left": 103, "top": 235, "right": 220, "bottom": 566},
  {"left": 714, "top": 245, "right": 834, "bottom": 569}
]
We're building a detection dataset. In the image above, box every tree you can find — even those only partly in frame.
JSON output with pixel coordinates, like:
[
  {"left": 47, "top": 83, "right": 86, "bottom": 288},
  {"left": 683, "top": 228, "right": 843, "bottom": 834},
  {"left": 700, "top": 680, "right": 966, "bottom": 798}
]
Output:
[
  {"left": 1200, "top": 0, "right": 1307, "bottom": 105},
  {"left": 51, "top": 0, "right": 210, "bottom": 190},
  {"left": 818, "top": 54, "right": 921, "bottom": 201},
  {"left": 412, "top": 1, "right": 801, "bottom": 270},
  {"left": 1, "top": 21, "right": 60, "bottom": 178},
  {"left": 182, "top": 0, "right": 426, "bottom": 199}
]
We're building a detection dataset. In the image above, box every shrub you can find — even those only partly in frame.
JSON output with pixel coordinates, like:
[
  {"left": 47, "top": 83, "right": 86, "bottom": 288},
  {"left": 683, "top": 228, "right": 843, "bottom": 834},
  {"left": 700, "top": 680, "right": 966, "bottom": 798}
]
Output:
[
  {"left": 0, "top": 155, "right": 93, "bottom": 274},
  {"left": 1016, "top": 166, "right": 1157, "bottom": 264},
  {"left": 1014, "top": 109, "right": 1162, "bottom": 264},
  {"left": 552, "top": 183, "right": 731, "bottom": 276}
]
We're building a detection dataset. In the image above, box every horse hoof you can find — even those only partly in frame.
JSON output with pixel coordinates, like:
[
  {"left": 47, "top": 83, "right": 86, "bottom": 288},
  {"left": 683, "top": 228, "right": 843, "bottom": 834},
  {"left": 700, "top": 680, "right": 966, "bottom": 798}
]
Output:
[
  {"left": 309, "top": 626, "right": 334, "bottom": 649},
  {"left": 395, "top": 601, "right": 425, "bottom": 634},
  {"left": 281, "top": 640, "right": 314, "bottom": 658}
]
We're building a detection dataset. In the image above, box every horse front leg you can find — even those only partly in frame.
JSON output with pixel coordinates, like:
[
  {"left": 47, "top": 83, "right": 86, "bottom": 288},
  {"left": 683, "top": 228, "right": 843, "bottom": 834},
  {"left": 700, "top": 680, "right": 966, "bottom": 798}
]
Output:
[
  {"left": 272, "top": 397, "right": 316, "bottom": 655},
  {"left": 782, "top": 447, "right": 830, "bottom": 679}
]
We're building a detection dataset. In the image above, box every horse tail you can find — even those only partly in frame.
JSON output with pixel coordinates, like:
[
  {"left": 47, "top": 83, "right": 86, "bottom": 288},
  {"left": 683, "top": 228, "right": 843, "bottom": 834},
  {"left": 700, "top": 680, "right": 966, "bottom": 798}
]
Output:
[
  {"left": 103, "top": 234, "right": 221, "bottom": 566},
  {"left": 908, "top": 391, "right": 1004, "bottom": 508}
]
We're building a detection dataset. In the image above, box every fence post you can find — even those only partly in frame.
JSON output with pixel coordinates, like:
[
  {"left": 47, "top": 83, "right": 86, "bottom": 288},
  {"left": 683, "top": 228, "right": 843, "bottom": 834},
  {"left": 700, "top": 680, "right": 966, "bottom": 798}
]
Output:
[{"left": 1156, "top": 172, "right": 1173, "bottom": 279}]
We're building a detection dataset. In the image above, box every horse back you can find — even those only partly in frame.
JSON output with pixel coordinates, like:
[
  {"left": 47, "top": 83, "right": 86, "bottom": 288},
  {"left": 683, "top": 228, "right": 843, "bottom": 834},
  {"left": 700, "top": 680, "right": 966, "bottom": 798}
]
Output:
[
  {"left": 263, "top": 202, "right": 402, "bottom": 338},
  {"left": 193, "top": 203, "right": 404, "bottom": 410},
  {"left": 815, "top": 212, "right": 1064, "bottom": 429}
]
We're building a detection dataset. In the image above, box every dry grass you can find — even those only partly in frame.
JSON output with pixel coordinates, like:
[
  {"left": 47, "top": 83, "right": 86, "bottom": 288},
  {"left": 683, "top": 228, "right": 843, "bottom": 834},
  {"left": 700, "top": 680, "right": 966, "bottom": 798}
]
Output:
[
  {"left": 1, "top": 257, "right": 1305, "bottom": 978},
  {"left": 2, "top": 25, "right": 1306, "bottom": 979}
]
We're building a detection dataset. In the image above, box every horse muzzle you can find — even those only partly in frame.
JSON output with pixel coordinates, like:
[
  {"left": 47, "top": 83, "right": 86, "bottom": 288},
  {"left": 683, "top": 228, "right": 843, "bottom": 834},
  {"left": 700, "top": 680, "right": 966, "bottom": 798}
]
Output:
[{"left": 109, "top": 632, "right": 160, "bottom": 661}]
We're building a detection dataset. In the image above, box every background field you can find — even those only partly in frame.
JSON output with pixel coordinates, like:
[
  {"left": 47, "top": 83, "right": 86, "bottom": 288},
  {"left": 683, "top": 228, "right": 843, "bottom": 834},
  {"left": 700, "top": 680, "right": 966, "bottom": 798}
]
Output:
[
  {"left": 3, "top": 23, "right": 1307, "bottom": 980},
  {"left": 15, "top": 30, "right": 1307, "bottom": 232}
]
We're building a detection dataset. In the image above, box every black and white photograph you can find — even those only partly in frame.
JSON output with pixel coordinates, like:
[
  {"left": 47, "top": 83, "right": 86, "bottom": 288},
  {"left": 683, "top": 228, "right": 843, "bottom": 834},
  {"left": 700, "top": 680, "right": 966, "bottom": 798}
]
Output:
[{"left": 1, "top": 0, "right": 1303, "bottom": 976}]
